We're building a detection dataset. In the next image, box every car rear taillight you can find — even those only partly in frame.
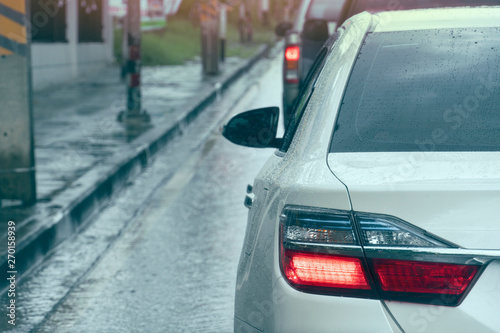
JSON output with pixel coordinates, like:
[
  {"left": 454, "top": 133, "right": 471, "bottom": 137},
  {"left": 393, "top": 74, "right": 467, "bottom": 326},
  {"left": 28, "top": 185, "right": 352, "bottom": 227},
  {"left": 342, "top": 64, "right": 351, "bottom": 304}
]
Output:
[
  {"left": 284, "top": 45, "right": 300, "bottom": 84},
  {"left": 372, "top": 259, "right": 479, "bottom": 295},
  {"left": 279, "top": 205, "right": 483, "bottom": 306},
  {"left": 283, "top": 250, "right": 371, "bottom": 290},
  {"left": 285, "top": 46, "right": 300, "bottom": 62}
]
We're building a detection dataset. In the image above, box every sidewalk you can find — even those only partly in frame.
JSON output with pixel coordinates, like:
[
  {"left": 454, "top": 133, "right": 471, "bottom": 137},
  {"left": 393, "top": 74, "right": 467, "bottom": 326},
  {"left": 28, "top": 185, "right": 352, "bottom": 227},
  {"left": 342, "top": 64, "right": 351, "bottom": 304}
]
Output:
[{"left": 0, "top": 45, "right": 271, "bottom": 290}]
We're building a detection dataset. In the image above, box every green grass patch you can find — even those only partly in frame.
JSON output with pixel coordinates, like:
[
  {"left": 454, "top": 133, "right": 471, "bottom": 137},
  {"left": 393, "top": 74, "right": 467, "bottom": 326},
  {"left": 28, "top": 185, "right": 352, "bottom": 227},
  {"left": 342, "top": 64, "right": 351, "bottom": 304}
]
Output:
[
  {"left": 114, "top": 17, "right": 276, "bottom": 66},
  {"left": 142, "top": 19, "right": 200, "bottom": 65},
  {"left": 225, "top": 24, "right": 275, "bottom": 58},
  {"left": 114, "top": 18, "right": 200, "bottom": 66},
  {"left": 141, "top": 20, "right": 167, "bottom": 28}
]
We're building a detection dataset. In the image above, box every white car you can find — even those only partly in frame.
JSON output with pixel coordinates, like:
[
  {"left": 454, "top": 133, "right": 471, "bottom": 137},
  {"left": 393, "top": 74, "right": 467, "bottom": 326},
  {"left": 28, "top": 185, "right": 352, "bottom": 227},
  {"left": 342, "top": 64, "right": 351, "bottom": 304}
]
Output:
[{"left": 223, "top": 7, "right": 500, "bottom": 333}]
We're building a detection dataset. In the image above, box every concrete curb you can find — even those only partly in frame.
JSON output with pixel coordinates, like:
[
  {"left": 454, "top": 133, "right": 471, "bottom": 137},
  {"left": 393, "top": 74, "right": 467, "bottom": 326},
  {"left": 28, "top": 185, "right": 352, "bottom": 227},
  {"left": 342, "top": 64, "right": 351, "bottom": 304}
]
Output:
[{"left": 0, "top": 43, "right": 273, "bottom": 291}]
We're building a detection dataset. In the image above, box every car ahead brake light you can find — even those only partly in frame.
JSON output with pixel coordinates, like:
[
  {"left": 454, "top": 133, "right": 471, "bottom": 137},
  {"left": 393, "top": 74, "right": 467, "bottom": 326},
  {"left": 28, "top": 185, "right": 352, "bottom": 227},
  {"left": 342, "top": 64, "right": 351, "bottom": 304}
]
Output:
[
  {"left": 285, "top": 46, "right": 300, "bottom": 62},
  {"left": 284, "top": 45, "right": 300, "bottom": 84},
  {"left": 280, "top": 205, "right": 483, "bottom": 306}
]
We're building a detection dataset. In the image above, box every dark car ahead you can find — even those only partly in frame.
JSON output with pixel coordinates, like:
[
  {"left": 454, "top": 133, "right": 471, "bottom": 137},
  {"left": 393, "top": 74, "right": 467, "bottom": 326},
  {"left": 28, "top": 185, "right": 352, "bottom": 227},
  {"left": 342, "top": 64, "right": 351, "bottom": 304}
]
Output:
[{"left": 276, "top": 0, "right": 345, "bottom": 130}]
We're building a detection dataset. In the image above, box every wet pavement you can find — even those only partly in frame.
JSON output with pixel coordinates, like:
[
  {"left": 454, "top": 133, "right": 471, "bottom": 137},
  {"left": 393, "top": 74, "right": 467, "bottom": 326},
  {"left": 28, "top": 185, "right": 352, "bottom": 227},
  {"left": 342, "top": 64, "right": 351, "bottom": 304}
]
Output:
[
  {"left": 0, "top": 48, "right": 283, "bottom": 333},
  {"left": 31, "top": 57, "right": 257, "bottom": 201},
  {"left": 0, "top": 43, "right": 275, "bottom": 292}
]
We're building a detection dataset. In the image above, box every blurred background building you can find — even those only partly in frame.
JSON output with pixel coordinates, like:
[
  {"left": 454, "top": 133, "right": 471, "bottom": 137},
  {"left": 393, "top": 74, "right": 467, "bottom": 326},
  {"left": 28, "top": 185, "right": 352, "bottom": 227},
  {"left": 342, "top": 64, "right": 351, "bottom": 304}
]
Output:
[
  {"left": 109, "top": 0, "right": 183, "bottom": 17},
  {"left": 30, "top": 0, "right": 114, "bottom": 90}
]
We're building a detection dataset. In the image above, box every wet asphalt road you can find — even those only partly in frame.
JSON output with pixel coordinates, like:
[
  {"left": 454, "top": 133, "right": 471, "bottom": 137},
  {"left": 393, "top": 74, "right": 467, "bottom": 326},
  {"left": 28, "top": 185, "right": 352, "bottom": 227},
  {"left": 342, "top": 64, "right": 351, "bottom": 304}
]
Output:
[{"left": 5, "top": 49, "right": 283, "bottom": 332}]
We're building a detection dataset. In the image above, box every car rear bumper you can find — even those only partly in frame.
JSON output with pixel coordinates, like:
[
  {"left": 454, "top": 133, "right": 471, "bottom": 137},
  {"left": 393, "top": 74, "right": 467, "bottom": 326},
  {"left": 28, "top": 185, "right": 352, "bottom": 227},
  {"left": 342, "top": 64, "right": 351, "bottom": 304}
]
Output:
[{"left": 271, "top": 277, "right": 402, "bottom": 333}]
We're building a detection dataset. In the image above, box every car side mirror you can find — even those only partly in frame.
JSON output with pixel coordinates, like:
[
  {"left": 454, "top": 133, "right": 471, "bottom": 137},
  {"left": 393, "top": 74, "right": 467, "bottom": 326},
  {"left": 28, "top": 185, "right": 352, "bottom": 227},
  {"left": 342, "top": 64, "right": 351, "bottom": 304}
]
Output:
[
  {"left": 302, "top": 19, "right": 329, "bottom": 41},
  {"left": 222, "top": 107, "right": 282, "bottom": 148},
  {"left": 275, "top": 22, "right": 293, "bottom": 37}
]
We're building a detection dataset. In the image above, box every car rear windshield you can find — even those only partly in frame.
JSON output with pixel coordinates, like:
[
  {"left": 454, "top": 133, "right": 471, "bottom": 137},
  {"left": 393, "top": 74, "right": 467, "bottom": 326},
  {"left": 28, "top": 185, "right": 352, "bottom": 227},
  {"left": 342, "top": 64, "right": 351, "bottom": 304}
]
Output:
[
  {"left": 307, "top": 0, "right": 345, "bottom": 21},
  {"left": 330, "top": 28, "right": 500, "bottom": 152}
]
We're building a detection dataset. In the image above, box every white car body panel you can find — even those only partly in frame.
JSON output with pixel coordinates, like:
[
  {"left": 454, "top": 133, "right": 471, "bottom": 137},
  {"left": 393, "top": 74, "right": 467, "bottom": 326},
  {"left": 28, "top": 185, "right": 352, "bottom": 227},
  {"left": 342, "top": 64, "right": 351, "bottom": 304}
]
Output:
[
  {"left": 373, "top": 9, "right": 500, "bottom": 33},
  {"left": 272, "top": 277, "right": 402, "bottom": 333},
  {"left": 235, "top": 16, "right": 372, "bottom": 331},
  {"left": 384, "top": 260, "right": 500, "bottom": 332},
  {"left": 236, "top": 153, "right": 354, "bottom": 331},
  {"left": 327, "top": 152, "right": 500, "bottom": 249},
  {"left": 235, "top": 8, "right": 500, "bottom": 333}
]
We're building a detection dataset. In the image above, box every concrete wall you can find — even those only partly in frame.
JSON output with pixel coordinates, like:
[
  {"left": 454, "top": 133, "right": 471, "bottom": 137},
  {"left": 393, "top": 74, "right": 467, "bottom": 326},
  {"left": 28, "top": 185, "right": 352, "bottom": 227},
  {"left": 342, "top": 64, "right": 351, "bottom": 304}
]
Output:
[{"left": 31, "top": 0, "right": 114, "bottom": 90}]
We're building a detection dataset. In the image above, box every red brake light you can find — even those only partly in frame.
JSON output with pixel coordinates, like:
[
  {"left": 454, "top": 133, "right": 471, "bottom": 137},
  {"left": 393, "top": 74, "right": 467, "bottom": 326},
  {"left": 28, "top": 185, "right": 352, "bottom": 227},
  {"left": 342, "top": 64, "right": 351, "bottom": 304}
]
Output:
[
  {"left": 285, "top": 46, "right": 300, "bottom": 62},
  {"left": 279, "top": 206, "right": 486, "bottom": 306},
  {"left": 372, "top": 259, "right": 479, "bottom": 295},
  {"left": 284, "top": 46, "right": 300, "bottom": 83},
  {"left": 283, "top": 250, "right": 371, "bottom": 290}
]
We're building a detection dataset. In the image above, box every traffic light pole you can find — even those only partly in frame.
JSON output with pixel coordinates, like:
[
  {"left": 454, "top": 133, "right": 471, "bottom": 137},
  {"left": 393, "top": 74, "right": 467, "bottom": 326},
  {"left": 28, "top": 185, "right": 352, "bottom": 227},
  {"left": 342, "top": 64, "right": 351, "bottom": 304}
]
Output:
[
  {"left": 117, "top": 0, "right": 150, "bottom": 124},
  {"left": 0, "top": 0, "right": 36, "bottom": 205}
]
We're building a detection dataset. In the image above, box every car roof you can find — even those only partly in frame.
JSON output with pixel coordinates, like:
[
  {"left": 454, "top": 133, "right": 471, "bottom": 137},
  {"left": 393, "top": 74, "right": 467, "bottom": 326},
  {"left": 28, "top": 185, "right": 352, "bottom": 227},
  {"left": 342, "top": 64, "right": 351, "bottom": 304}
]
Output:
[
  {"left": 338, "top": 0, "right": 500, "bottom": 28},
  {"left": 348, "top": 6, "right": 500, "bottom": 32}
]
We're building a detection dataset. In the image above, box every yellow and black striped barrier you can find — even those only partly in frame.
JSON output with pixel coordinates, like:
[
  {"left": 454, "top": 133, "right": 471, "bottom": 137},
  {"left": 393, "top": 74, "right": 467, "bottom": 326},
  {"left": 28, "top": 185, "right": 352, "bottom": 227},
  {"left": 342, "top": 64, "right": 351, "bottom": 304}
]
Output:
[{"left": 0, "top": 0, "right": 27, "bottom": 56}]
